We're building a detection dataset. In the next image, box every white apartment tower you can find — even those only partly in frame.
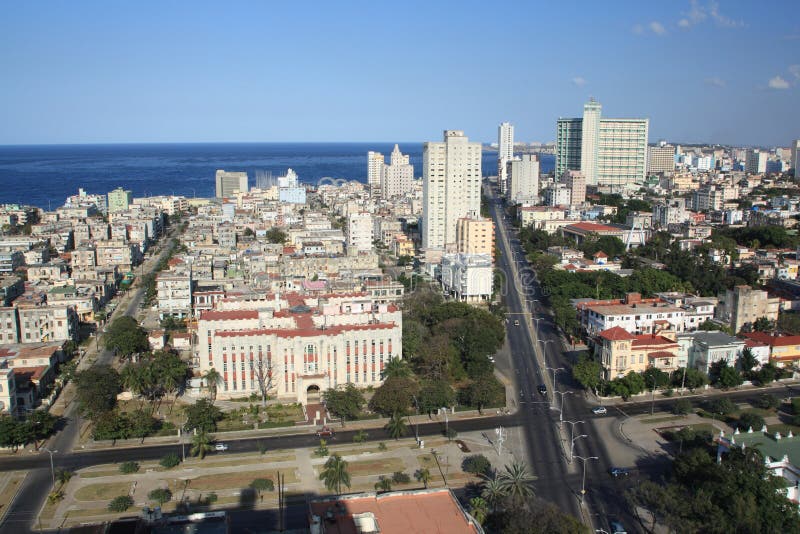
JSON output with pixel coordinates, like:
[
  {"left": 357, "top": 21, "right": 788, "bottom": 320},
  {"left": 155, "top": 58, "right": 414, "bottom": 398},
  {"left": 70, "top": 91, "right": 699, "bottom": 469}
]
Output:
[
  {"left": 382, "top": 145, "right": 415, "bottom": 199},
  {"left": 497, "top": 122, "right": 514, "bottom": 193},
  {"left": 648, "top": 143, "right": 676, "bottom": 174},
  {"left": 215, "top": 170, "right": 248, "bottom": 198},
  {"left": 792, "top": 140, "right": 800, "bottom": 179},
  {"left": 746, "top": 149, "right": 767, "bottom": 174},
  {"left": 422, "top": 130, "right": 482, "bottom": 252},
  {"left": 347, "top": 212, "right": 374, "bottom": 253},
  {"left": 367, "top": 151, "right": 385, "bottom": 196},
  {"left": 580, "top": 99, "right": 601, "bottom": 186},
  {"left": 507, "top": 155, "right": 539, "bottom": 203}
]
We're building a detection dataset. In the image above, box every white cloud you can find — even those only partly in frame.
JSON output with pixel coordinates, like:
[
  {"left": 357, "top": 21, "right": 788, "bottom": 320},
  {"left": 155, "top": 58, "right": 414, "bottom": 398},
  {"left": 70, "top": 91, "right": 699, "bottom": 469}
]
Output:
[
  {"left": 768, "top": 76, "right": 790, "bottom": 90},
  {"left": 789, "top": 65, "right": 800, "bottom": 81},
  {"left": 678, "top": 19, "right": 690, "bottom": 28},
  {"left": 704, "top": 77, "right": 726, "bottom": 88},
  {"left": 649, "top": 21, "right": 667, "bottom": 35},
  {"left": 632, "top": 24, "right": 644, "bottom": 35},
  {"left": 678, "top": 1, "right": 742, "bottom": 29},
  {"left": 708, "top": 1, "right": 743, "bottom": 28},
  {"left": 572, "top": 77, "right": 587, "bottom": 87}
]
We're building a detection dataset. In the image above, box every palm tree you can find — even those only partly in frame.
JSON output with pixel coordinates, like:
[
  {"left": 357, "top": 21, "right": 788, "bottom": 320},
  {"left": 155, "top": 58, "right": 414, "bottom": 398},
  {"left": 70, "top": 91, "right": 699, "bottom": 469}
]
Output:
[
  {"left": 190, "top": 430, "right": 213, "bottom": 459},
  {"left": 319, "top": 454, "right": 351, "bottom": 494},
  {"left": 381, "top": 357, "right": 412, "bottom": 380},
  {"left": 414, "top": 468, "right": 431, "bottom": 489},
  {"left": 203, "top": 368, "right": 222, "bottom": 403},
  {"left": 374, "top": 476, "right": 392, "bottom": 492},
  {"left": 480, "top": 476, "right": 505, "bottom": 510},
  {"left": 468, "top": 497, "right": 488, "bottom": 524},
  {"left": 497, "top": 461, "right": 536, "bottom": 505},
  {"left": 385, "top": 412, "right": 407, "bottom": 440}
]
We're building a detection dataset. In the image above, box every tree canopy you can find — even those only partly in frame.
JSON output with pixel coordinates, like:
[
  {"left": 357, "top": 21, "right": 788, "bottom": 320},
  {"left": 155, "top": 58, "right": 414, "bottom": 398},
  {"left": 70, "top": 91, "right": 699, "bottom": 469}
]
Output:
[
  {"left": 74, "top": 365, "right": 122, "bottom": 419},
  {"left": 104, "top": 316, "right": 149, "bottom": 358}
]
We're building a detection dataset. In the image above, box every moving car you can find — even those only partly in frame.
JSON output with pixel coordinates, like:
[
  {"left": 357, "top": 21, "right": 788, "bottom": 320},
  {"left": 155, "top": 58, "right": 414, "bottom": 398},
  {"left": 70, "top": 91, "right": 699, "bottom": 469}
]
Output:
[
  {"left": 316, "top": 426, "right": 335, "bottom": 438},
  {"left": 514, "top": 320, "right": 520, "bottom": 326},
  {"left": 592, "top": 406, "right": 607, "bottom": 415},
  {"left": 214, "top": 443, "right": 229, "bottom": 451},
  {"left": 537, "top": 384, "right": 547, "bottom": 396},
  {"left": 609, "top": 519, "right": 627, "bottom": 534},
  {"left": 609, "top": 467, "right": 630, "bottom": 477}
]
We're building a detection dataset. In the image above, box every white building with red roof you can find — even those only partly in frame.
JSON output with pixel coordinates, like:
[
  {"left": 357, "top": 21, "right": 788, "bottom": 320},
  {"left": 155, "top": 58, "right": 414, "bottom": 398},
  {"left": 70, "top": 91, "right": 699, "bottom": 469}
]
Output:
[{"left": 198, "top": 292, "right": 402, "bottom": 403}]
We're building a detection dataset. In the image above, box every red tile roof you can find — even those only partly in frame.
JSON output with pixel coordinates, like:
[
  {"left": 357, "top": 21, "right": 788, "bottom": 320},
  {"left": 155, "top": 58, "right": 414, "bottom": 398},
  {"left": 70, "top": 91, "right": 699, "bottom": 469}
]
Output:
[
  {"left": 215, "top": 321, "right": 397, "bottom": 339},
  {"left": 598, "top": 326, "right": 636, "bottom": 341},
  {"left": 632, "top": 334, "right": 678, "bottom": 348},
  {"left": 565, "top": 222, "right": 621, "bottom": 233},
  {"left": 200, "top": 310, "right": 259, "bottom": 321}
]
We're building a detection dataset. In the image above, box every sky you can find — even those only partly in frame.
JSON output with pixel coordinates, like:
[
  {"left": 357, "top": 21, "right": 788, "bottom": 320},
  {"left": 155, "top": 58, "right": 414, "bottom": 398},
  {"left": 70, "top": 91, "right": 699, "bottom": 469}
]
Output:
[{"left": 0, "top": 1, "right": 798, "bottom": 147}]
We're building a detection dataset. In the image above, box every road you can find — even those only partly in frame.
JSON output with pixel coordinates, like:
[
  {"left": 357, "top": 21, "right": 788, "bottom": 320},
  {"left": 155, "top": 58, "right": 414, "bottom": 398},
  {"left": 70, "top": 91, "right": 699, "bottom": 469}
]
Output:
[{"left": 0, "top": 229, "right": 177, "bottom": 534}]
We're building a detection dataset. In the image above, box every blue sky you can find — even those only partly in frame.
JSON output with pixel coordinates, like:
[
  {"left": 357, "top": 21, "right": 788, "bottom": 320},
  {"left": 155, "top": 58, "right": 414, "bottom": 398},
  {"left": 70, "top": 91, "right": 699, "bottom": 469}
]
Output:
[{"left": 0, "top": 1, "right": 797, "bottom": 146}]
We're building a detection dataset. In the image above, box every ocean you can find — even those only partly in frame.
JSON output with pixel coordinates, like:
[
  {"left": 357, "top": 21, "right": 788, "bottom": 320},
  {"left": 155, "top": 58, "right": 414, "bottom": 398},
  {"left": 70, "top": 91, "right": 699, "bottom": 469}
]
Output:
[{"left": 0, "top": 143, "right": 555, "bottom": 209}]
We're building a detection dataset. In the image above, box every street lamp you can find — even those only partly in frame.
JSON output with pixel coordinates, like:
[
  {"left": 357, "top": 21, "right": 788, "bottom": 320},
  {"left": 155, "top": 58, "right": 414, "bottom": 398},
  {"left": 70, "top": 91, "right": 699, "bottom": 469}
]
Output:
[
  {"left": 441, "top": 407, "right": 449, "bottom": 438},
  {"left": 545, "top": 364, "right": 563, "bottom": 407},
  {"left": 574, "top": 455, "right": 598, "bottom": 502},
  {"left": 553, "top": 390, "right": 574, "bottom": 424},
  {"left": 571, "top": 434, "right": 588, "bottom": 463},
  {"left": 411, "top": 395, "right": 420, "bottom": 443},
  {"left": 564, "top": 420, "right": 585, "bottom": 461},
  {"left": 41, "top": 447, "right": 57, "bottom": 487}
]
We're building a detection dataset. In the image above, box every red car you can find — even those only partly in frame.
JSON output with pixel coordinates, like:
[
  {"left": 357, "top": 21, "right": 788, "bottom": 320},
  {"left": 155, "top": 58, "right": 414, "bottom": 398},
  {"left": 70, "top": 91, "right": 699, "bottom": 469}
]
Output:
[{"left": 316, "top": 426, "right": 335, "bottom": 438}]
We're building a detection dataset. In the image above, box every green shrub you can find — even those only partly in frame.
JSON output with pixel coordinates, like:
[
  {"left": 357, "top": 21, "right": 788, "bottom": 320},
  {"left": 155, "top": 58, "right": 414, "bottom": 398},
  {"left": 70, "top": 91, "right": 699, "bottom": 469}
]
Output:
[
  {"left": 672, "top": 398, "right": 692, "bottom": 415},
  {"left": 120, "top": 461, "right": 140, "bottom": 474},
  {"left": 462, "top": 454, "right": 492, "bottom": 476},
  {"left": 148, "top": 488, "right": 172, "bottom": 505},
  {"left": 737, "top": 411, "right": 765, "bottom": 432},
  {"left": 159, "top": 452, "right": 181, "bottom": 469},
  {"left": 108, "top": 495, "right": 134, "bottom": 512},
  {"left": 755, "top": 394, "right": 780, "bottom": 410},
  {"left": 391, "top": 471, "right": 411, "bottom": 484}
]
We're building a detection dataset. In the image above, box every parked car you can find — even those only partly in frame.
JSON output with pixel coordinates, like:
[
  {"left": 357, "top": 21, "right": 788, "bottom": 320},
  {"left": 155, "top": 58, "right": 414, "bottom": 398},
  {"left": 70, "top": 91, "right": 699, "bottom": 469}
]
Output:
[
  {"left": 592, "top": 406, "right": 607, "bottom": 415},
  {"left": 316, "top": 426, "right": 335, "bottom": 438},
  {"left": 214, "top": 443, "right": 229, "bottom": 451},
  {"left": 514, "top": 320, "right": 520, "bottom": 326},
  {"left": 487, "top": 355, "right": 496, "bottom": 363},
  {"left": 537, "top": 384, "right": 547, "bottom": 396},
  {"left": 609, "top": 467, "right": 630, "bottom": 477}
]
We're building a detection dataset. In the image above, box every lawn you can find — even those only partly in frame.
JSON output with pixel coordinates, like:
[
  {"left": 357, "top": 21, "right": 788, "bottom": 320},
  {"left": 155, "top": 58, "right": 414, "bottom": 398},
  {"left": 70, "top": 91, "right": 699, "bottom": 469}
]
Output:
[
  {"left": 188, "top": 469, "right": 298, "bottom": 491},
  {"left": 347, "top": 458, "right": 405, "bottom": 477},
  {"left": 74, "top": 482, "right": 132, "bottom": 502}
]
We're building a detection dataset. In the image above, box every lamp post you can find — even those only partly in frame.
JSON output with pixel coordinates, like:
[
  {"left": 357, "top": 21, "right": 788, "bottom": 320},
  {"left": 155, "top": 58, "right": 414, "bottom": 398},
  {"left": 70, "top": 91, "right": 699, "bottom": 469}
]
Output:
[
  {"left": 574, "top": 455, "right": 598, "bottom": 502},
  {"left": 564, "top": 420, "right": 585, "bottom": 461},
  {"left": 411, "top": 395, "right": 420, "bottom": 443},
  {"left": 571, "top": 434, "right": 588, "bottom": 463},
  {"left": 441, "top": 407, "right": 449, "bottom": 438},
  {"left": 544, "top": 364, "right": 563, "bottom": 407},
  {"left": 41, "top": 447, "right": 57, "bottom": 487},
  {"left": 553, "top": 390, "right": 573, "bottom": 424}
]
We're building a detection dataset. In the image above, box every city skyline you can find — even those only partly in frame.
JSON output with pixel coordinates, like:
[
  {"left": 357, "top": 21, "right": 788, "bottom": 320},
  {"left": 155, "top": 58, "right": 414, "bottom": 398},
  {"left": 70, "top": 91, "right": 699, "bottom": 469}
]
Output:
[{"left": 0, "top": 1, "right": 798, "bottom": 146}]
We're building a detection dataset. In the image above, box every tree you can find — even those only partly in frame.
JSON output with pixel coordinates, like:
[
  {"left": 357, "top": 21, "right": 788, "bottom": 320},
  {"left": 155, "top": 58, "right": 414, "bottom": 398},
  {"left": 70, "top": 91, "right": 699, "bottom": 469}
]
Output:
[
  {"left": 374, "top": 476, "right": 392, "bottom": 492},
  {"left": 462, "top": 454, "right": 493, "bottom": 477},
  {"left": 418, "top": 380, "right": 455, "bottom": 415},
  {"left": 26, "top": 410, "right": 58, "bottom": 446},
  {"left": 755, "top": 394, "right": 780, "bottom": 410},
  {"left": 484, "top": 499, "right": 589, "bottom": 534},
  {"left": 203, "top": 368, "right": 222, "bottom": 403},
  {"left": 252, "top": 354, "right": 273, "bottom": 406},
  {"left": 459, "top": 374, "right": 505, "bottom": 413},
  {"left": 713, "top": 361, "right": 744, "bottom": 389},
  {"left": 381, "top": 357, "right": 413, "bottom": 380},
  {"left": 369, "top": 377, "right": 419, "bottom": 416},
  {"left": 265, "top": 227, "right": 288, "bottom": 244},
  {"left": 642, "top": 367, "right": 670, "bottom": 389},
  {"left": 74, "top": 365, "right": 121, "bottom": 419},
  {"left": 108, "top": 495, "right": 134, "bottom": 512},
  {"left": 497, "top": 461, "right": 536, "bottom": 505},
  {"left": 56, "top": 469, "right": 74, "bottom": 485},
  {"left": 753, "top": 316, "right": 774, "bottom": 332},
  {"left": 469, "top": 497, "right": 489, "bottom": 525},
  {"left": 148, "top": 488, "right": 172, "bottom": 506},
  {"left": 104, "top": 316, "right": 149, "bottom": 359},
  {"left": 737, "top": 410, "right": 765, "bottom": 431},
  {"left": 572, "top": 357, "right": 603, "bottom": 393},
  {"left": 672, "top": 398, "right": 693, "bottom": 416},
  {"left": 385, "top": 412, "right": 407, "bottom": 440},
  {"left": 738, "top": 347, "right": 758, "bottom": 376},
  {"left": 160, "top": 452, "right": 181, "bottom": 469},
  {"left": 323, "top": 384, "right": 366, "bottom": 425},
  {"left": 190, "top": 430, "right": 213, "bottom": 459},
  {"left": 671, "top": 367, "right": 708, "bottom": 391},
  {"left": 249, "top": 478, "right": 274, "bottom": 501},
  {"left": 414, "top": 468, "right": 432, "bottom": 489},
  {"left": 755, "top": 362, "right": 778, "bottom": 385},
  {"left": 319, "top": 454, "right": 350, "bottom": 494},
  {"left": 391, "top": 471, "right": 410, "bottom": 484},
  {"left": 480, "top": 476, "right": 505, "bottom": 510},
  {"left": 708, "top": 397, "right": 736, "bottom": 416},
  {"left": 184, "top": 399, "right": 223, "bottom": 433}
]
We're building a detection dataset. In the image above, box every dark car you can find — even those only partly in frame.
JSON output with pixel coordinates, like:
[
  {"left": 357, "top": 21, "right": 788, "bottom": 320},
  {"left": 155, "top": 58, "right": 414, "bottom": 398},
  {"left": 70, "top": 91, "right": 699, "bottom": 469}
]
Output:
[
  {"left": 609, "top": 467, "right": 630, "bottom": 477},
  {"left": 316, "top": 426, "right": 335, "bottom": 438},
  {"left": 609, "top": 519, "right": 627, "bottom": 533},
  {"left": 537, "top": 384, "right": 547, "bottom": 395}
]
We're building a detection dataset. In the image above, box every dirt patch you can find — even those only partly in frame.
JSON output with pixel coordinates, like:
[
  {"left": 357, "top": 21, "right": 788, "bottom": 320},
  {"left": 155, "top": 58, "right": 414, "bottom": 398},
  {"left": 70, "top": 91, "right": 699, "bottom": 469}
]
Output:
[
  {"left": 188, "top": 469, "right": 297, "bottom": 491},
  {"left": 348, "top": 458, "right": 405, "bottom": 477},
  {"left": 74, "top": 482, "right": 132, "bottom": 502}
]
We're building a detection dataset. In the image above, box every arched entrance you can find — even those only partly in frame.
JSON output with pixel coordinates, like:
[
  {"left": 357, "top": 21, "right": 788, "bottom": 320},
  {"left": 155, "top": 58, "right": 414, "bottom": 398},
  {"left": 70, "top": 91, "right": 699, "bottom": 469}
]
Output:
[{"left": 307, "top": 384, "right": 321, "bottom": 402}]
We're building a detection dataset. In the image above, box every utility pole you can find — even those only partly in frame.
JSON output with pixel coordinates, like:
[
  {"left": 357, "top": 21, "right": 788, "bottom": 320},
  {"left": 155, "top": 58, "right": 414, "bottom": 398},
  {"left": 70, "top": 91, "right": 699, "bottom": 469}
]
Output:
[
  {"left": 574, "top": 455, "right": 598, "bottom": 502},
  {"left": 42, "top": 447, "right": 57, "bottom": 488}
]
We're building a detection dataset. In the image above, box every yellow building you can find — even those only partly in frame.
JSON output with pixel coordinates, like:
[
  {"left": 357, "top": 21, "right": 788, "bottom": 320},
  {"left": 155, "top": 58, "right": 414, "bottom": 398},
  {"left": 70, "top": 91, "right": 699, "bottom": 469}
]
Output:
[
  {"left": 455, "top": 215, "right": 494, "bottom": 259},
  {"left": 596, "top": 326, "right": 680, "bottom": 379}
]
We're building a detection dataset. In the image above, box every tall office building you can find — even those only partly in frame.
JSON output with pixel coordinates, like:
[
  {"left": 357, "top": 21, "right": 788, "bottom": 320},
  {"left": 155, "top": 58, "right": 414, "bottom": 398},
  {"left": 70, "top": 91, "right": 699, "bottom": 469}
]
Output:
[
  {"left": 793, "top": 140, "right": 800, "bottom": 179},
  {"left": 647, "top": 143, "right": 676, "bottom": 174},
  {"left": 745, "top": 149, "right": 767, "bottom": 174},
  {"left": 497, "top": 122, "right": 514, "bottom": 193},
  {"left": 215, "top": 170, "right": 248, "bottom": 198},
  {"left": 382, "top": 145, "right": 414, "bottom": 199},
  {"left": 347, "top": 212, "right": 373, "bottom": 253},
  {"left": 422, "top": 130, "right": 482, "bottom": 251},
  {"left": 367, "top": 151, "right": 385, "bottom": 196},
  {"left": 561, "top": 170, "right": 586, "bottom": 205},
  {"left": 507, "top": 155, "right": 540, "bottom": 204},
  {"left": 555, "top": 99, "right": 649, "bottom": 188},
  {"left": 107, "top": 187, "right": 132, "bottom": 213}
]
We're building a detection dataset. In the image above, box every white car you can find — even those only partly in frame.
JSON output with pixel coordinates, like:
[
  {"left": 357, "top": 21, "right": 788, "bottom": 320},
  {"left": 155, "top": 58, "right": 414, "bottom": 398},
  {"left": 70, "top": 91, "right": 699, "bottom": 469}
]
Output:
[
  {"left": 592, "top": 406, "right": 607, "bottom": 415},
  {"left": 214, "top": 443, "right": 229, "bottom": 451}
]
